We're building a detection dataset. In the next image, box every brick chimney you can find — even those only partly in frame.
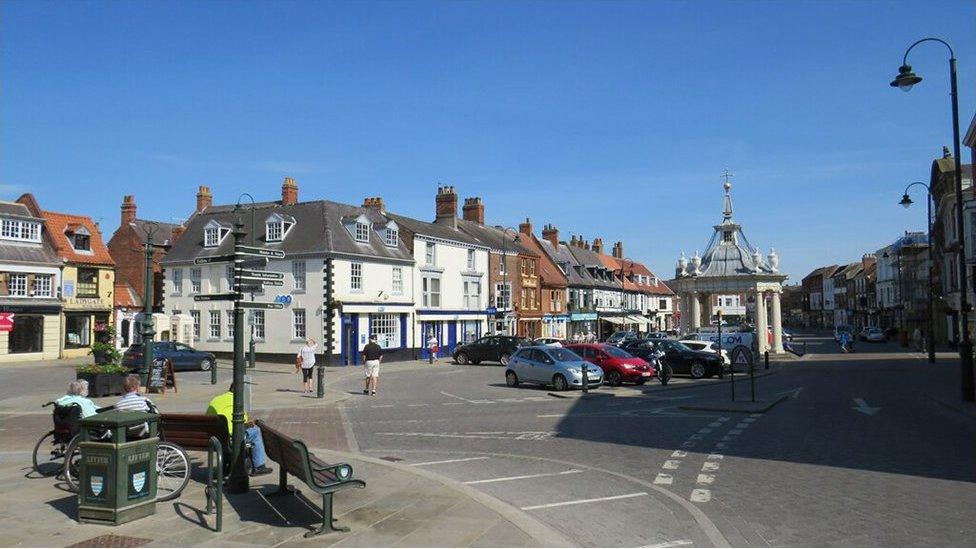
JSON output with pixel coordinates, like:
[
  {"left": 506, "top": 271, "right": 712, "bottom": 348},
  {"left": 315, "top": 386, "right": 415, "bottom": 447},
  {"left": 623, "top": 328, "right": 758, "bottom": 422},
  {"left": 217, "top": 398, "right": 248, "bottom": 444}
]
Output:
[
  {"left": 196, "top": 186, "right": 213, "bottom": 213},
  {"left": 583, "top": 239, "right": 591, "bottom": 251},
  {"left": 172, "top": 225, "right": 186, "bottom": 242},
  {"left": 542, "top": 224, "right": 559, "bottom": 248},
  {"left": 362, "top": 196, "right": 386, "bottom": 213},
  {"left": 121, "top": 195, "right": 137, "bottom": 226},
  {"left": 281, "top": 177, "right": 298, "bottom": 205},
  {"left": 462, "top": 197, "right": 485, "bottom": 224},
  {"left": 434, "top": 186, "right": 458, "bottom": 229},
  {"left": 519, "top": 217, "right": 533, "bottom": 236},
  {"left": 569, "top": 235, "right": 578, "bottom": 247},
  {"left": 612, "top": 241, "right": 623, "bottom": 259},
  {"left": 592, "top": 238, "right": 604, "bottom": 254}
]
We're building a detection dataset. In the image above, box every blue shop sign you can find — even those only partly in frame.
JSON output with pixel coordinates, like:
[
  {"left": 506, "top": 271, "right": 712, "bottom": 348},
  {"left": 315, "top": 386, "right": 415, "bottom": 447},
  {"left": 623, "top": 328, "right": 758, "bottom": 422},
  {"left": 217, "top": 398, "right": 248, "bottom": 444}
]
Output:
[{"left": 570, "top": 313, "right": 598, "bottom": 321}]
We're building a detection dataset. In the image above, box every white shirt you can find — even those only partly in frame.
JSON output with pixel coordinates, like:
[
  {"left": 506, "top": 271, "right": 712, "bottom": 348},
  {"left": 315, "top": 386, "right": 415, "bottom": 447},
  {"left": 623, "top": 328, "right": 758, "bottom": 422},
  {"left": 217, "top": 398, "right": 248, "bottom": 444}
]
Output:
[{"left": 298, "top": 344, "right": 317, "bottom": 368}]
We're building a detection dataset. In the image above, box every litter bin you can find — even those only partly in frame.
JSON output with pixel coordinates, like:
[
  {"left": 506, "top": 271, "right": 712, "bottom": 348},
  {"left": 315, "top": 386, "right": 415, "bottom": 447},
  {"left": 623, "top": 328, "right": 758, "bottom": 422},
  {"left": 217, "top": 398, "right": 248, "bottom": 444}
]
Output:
[{"left": 77, "top": 409, "right": 159, "bottom": 525}]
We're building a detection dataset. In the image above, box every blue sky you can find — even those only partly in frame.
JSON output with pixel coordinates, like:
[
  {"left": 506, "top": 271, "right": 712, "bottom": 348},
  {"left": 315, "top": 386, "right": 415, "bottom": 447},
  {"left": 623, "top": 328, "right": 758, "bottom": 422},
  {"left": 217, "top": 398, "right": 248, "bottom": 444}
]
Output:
[{"left": 2, "top": 0, "right": 974, "bottom": 281}]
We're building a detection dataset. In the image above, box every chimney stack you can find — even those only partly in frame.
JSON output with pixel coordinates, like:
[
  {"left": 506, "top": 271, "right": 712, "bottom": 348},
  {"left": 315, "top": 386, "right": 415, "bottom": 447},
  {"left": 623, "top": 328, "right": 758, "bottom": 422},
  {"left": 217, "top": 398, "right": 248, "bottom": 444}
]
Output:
[
  {"left": 281, "top": 177, "right": 298, "bottom": 205},
  {"left": 583, "top": 239, "right": 591, "bottom": 251},
  {"left": 121, "top": 195, "right": 137, "bottom": 226},
  {"left": 542, "top": 224, "right": 559, "bottom": 248},
  {"left": 434, "top": 186, "right": 458, "bottom": 229},
  {"left": 612, "top": 241, "right": 623, "bottom": 258},
  {"left": 172, "top": 225, "right": 186, "bottom": 242},
  {"left": 362, "top": 196, "right": 386, "bottom": 213},
  {"left": 462, "top": 197, "right": 485, "bottom": 224},
  {"left": 196, "top": 186, "right": 213, "bottom": 213},
  {"left": 519, "top": 217, "right": 533, "bottom": 236},
  {"left": 592, "top": 238, "right": 604, "bottom": 254}
]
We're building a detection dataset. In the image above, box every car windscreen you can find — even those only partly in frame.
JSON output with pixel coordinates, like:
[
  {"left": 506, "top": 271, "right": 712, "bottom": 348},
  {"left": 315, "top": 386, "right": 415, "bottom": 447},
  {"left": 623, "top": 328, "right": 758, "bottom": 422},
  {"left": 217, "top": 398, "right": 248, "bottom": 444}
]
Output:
[
  {"left": 604, "top": 346, "right": 633, "bottom": 358},
  {"left": 667, "top": 341, "right": 692, "bottom": 352},
  {"left": 548, "top": 348, "right": 582, "bottom": 362}
]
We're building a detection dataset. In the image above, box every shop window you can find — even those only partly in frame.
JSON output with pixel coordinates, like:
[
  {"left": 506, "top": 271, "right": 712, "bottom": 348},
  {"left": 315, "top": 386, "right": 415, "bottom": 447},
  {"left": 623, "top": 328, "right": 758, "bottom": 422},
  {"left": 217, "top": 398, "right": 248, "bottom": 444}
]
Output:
[
  {"left": 370, "top": 313, "right": 400, "bottom": 349},
  {"left": 8, "top": 315, "right": 43, "bottom": 353},
  {"left": 65, "top": 314, "right": 91, "bottom": 348},
  {"left": 76, "top": 268, "right": 98, "bottom": 297}
]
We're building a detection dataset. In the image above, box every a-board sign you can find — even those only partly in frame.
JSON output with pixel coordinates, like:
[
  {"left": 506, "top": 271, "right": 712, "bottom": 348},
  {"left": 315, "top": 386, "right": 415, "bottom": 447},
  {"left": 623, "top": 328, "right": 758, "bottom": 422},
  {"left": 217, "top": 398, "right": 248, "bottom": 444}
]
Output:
[{"left": 147, "top": 358, "right": 177, "bottom": 394}]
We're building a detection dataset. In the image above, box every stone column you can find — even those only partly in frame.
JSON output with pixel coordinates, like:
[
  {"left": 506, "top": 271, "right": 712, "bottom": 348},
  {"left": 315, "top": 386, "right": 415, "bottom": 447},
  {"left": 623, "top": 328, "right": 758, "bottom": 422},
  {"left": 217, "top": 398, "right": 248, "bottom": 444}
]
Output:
[
  {"left": 771, "top": 290, "right": 784, "bottom": 353},
  {"left": 691, "top": 292, "right": 701, "bottom": 332},
  {"left": 755, "top": 289, "right": 768, "bottom": 353}
]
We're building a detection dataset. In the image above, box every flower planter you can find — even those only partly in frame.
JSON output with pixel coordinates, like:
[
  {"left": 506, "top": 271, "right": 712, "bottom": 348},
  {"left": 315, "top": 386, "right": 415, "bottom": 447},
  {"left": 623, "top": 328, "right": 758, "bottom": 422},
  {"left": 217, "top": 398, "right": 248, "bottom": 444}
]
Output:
[{"left": 77, "top": 372, "right": 128, "bottom": 398}]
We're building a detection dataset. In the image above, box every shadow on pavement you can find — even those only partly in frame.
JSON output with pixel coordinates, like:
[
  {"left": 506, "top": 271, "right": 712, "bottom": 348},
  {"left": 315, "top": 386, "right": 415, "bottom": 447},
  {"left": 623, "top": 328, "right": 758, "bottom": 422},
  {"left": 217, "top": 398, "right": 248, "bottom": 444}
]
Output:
[{"left": 45, "top": 494, "right": 76, "bottom": 520}]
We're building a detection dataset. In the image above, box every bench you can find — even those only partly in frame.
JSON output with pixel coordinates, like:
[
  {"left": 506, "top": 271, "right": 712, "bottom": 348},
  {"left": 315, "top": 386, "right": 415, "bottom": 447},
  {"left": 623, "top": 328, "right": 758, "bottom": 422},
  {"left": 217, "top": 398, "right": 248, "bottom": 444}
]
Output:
[
  {"left": 159, "top": 413, "right": 230, "bottom": 453},
  {"left": 256, "top": 419, "right": 366, "bottom": 538}
]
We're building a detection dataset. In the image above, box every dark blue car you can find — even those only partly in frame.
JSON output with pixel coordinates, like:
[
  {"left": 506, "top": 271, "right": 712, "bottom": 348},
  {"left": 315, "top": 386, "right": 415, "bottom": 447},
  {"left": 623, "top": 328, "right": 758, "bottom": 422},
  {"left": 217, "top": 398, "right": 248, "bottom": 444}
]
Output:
[{"left": 122, "top": 342, "right": 216, "bottom": 372}]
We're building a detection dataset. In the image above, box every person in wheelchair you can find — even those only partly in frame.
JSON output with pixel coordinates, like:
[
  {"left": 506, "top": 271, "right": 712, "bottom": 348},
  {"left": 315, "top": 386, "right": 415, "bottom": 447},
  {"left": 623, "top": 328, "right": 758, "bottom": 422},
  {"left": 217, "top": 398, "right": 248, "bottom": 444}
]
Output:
[
  {"left": 55, "top": 380, "right": 98, "bottom": 419},
  {"left": 206, "top": 383, "right": 273, "bottom": 476}
]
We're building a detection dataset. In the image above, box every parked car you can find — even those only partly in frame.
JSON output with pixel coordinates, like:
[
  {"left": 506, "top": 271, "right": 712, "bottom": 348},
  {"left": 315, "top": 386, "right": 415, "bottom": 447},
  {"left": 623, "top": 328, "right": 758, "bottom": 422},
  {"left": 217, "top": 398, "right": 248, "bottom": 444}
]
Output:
[
  {"left": 533, "top": 337, "right": 564, "bottom": 347},
  {"left": 834, "top": 325, "right": 853, "bottom": 342},
  {"left": 453, "top": 335, "right": 530, "bottom": 366},
  {"left": 620, "top": 338, "right": 723, "bottom": 379},
  {"left": 506, "top": 346, "right": 603, "bottom": 391},
  {"left": 681, "top": 339, "right": 730, "bottom": 365},
  {"left": 605, "top": 331, "right": 639, "bottom": 346},
  {"left": 122, "top": 342, "right": 216, "bottom": 372},
  {"left": 860, "top": 327, "right": 886, "bottom": 342},
  {"left": 564, "top": 343, "right": 655, "bottom": 386}
]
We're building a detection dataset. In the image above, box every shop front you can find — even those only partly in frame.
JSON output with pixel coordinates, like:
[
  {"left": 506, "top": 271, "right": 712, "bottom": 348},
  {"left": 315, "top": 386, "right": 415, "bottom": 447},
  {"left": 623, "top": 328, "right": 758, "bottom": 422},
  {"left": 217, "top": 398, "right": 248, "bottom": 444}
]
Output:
[
  {"left": 415, "top": 310, "right": 487, "bottom": 361},
  {"left": 0, "top": 302, "right": 62, "bottom": 362},
  {"left": 339, "top": 303, "right": 414, "bottom": 365},
  {"left": 567, "top": 312, "right": 597, "bottom": 342},
  {"left": 542, "top": 314, "right": 568, "bottom": 339},
  {"left": 63, "top": 308, "right": 112, "bottom": 359}
]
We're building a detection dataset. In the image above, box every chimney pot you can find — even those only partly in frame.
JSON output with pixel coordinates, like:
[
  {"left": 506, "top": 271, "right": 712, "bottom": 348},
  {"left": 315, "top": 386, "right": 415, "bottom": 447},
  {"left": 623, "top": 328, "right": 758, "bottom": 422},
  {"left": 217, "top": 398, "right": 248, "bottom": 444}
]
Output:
[
  {"left": 196, "top": 185, "right": 213, "bottom": 213},
  {"left": 121, "top": 195, "right": 137, "bottom": 226},
  {"left": 542, "top": 224, "right": 559, "bottom": 247},
  {"left": 592, "top": 238, "right": 604, "bottom": 254},
  {"left": 281, "top": 177, "right": 299, "bottom": 205},
  {"left": 519, "top": 217, "right": 533, "bottom": 236},
  {"left": 435, "top": 185, "right": 458, "bottom": 229}
]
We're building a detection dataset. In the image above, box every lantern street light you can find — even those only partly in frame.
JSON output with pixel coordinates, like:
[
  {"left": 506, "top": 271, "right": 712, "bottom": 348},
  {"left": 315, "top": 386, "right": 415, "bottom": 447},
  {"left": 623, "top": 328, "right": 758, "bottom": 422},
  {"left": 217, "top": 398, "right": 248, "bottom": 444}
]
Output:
[{"left": 899, "top": 182, "right": 936, "bottom": 364}]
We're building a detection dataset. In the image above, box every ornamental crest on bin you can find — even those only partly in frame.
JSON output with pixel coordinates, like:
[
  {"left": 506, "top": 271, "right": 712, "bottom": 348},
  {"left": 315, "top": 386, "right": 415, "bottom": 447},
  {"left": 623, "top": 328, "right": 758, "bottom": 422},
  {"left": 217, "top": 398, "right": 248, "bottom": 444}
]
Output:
[
  {"left": 90, "top": 475, "right": 104, "bottom": 496},
  {"left": 132, "top": 471, "right": 146, "bottom": 492}
]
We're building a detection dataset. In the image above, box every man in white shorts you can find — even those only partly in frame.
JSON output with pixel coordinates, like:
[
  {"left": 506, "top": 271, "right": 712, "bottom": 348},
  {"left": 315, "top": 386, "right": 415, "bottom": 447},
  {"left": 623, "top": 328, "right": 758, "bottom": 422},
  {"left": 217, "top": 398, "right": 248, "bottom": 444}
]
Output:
[{"left": 361, "top": 334, "right": 383, "bottom": 396}]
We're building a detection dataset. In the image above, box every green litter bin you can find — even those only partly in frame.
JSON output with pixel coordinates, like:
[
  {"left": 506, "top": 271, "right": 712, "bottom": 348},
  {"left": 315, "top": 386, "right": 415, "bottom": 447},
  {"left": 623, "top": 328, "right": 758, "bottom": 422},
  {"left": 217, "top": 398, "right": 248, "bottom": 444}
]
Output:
[{"left": 77, "top": 409, "right": 159, "bottom": 525}]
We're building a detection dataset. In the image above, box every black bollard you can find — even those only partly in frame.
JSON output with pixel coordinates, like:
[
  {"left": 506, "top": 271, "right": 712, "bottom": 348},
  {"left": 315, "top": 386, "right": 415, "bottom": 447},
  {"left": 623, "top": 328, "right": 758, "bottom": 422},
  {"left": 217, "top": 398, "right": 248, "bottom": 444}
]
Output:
[
  {"left": 750, "top": 354, "right": 756, "bottom": 402},
  {"left": 764, "top": 350, "right": 769, "bottom": 370}
]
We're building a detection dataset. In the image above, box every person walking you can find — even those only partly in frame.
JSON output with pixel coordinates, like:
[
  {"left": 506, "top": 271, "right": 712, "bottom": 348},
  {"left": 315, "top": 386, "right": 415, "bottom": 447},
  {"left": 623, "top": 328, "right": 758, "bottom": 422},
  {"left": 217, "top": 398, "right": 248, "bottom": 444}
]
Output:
[
  {"left": 838, "top": 330, "right": 850, "bottom": 353},
  {"left": 296, "top": 337, "right": 317, "bottom": 394},
  {"left": 912, "top": 327, "right": 923, "bottom": 352},
  {"left": 426, "top": 332, "right": 438, "bottom": 364},
  {"left": 361, "top": 335, "right": 383, "bottom": 396}
]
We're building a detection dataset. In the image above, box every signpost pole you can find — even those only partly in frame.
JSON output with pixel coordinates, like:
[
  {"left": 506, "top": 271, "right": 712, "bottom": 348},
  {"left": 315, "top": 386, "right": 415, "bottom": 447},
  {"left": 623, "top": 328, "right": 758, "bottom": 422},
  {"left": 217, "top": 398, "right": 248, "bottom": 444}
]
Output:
[
  {"left": 226, "top": 217, "right": 249, "bottom": 495},
  {"left": 140, "top": 224, "right": 158, "bottom": 387},
  {"left": 319, "top": 257, "right": 334, "bottom": 399}
]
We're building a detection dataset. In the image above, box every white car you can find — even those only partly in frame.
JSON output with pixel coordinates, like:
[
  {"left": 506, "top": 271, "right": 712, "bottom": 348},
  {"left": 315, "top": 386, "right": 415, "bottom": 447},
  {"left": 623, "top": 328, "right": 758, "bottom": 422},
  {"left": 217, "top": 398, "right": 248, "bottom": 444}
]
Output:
[
  {"left": 681, "top": 339, "right": 730, "bottom": 365},
  {"left": 861, "top": 327, "right": 886, "bottom": 343},
  {"left": 533, "top": 338, "right": 563, "bottom": 347}
]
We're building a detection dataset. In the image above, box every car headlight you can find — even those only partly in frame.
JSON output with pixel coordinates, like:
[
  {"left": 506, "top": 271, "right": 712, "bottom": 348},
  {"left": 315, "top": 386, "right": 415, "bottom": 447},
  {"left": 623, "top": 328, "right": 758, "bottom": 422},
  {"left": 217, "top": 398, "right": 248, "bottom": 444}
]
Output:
[{"left": 567, "top": 367, "right": 581, "bottom": 375}]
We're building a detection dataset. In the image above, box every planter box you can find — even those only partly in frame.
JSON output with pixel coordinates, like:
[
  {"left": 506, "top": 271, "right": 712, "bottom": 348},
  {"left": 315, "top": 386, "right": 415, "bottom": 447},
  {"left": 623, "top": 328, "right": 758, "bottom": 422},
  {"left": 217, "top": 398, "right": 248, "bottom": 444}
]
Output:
[{"left": 77, "top": 372, "right": 127, "bottom": 398}]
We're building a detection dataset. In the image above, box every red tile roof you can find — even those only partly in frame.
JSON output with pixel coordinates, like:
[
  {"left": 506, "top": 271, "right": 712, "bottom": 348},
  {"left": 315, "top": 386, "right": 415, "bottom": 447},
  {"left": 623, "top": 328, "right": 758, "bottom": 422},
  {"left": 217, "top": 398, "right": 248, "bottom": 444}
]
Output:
[
  {"left": 113, "top": 282, "right": 142, "bottom": 309},
  {"left": 597, "top": 253, "right": 674, "bottom": 295},
  {"left": 519, "top": 233, "right": 568, "bottom": 288},
  {"left": 41, "top": 210, "right": 115, "bottom": 266}
]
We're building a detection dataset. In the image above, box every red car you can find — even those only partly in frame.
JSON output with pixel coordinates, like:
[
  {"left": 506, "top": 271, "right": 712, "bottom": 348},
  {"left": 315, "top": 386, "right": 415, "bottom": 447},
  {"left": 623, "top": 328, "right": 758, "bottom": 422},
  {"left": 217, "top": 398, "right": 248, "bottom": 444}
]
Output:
[{"left": 564, "top": 343, "right": 655, "bottom": 386}]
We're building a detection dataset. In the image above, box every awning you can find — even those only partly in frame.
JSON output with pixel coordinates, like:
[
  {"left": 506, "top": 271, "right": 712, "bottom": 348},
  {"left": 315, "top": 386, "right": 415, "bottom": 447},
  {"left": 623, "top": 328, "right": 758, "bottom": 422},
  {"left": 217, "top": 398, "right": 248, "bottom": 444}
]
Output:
[
  {"left": 627, "top": 315, "right": 651, "bottom": 326},
  {"left": 603, "top": 316, "right": 627, "bottom": 325}
]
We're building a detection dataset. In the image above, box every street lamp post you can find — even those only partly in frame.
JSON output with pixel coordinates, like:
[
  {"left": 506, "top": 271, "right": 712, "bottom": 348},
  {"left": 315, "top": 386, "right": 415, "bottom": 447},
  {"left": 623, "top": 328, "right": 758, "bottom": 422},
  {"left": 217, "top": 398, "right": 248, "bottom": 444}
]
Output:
[
  {"left": 139, "top": 221, "right": 160, "bottom": 387},
  {"left": 900, "top": 182, "right": 936, "bottom": 363},
  {"left": 892, "top": 37, "right": 973, "bottom": 400}
]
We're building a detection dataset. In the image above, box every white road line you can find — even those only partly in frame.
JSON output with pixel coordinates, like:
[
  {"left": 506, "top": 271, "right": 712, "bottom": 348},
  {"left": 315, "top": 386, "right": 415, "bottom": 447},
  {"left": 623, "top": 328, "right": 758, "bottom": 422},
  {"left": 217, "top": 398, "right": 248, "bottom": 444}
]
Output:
[
  {"left": 697, "top": 474, "right": 715, "bottom": 485},
  {"left": 371, "top": 404, "right": 395, "bottom": 408},
  {"left": 707, "top": 422, "right": 722, "bottom": 428},
  {"left": 465, "top": 469, "right": 582, "bottom": 485},
  {"left": 643, "top": 540, "right": 693, "bottom": 548},
  {"left": 441, "top": 402, "right": 464, "bottom": 406},
  {"left": 721, "top": 436, "right": 732, "bottom": 441},
  {"left": 701, "top": 462, "right": 720, "bottom": 472},
  {"left": 663, "top": 460, "right": 681, "bottom": 469},
  {"left": 407, "top": 404, "right": 430, "bottom": 407},
  {"left": 411, "top": 456, "right": 490, "bottom": 467},
  {"left": 717, "top": 417, "right": 730, "bottom": 422},
  {"left": 734, "top": 422, "right": 749, "bottom": 429},
  {"left": 697, "top": 428, "right": 712, "bottom": 434},
  {"left": 671, "top": 450, "right": 687, "bottom": 458},
  {"left": 707, "top": 454, "right": 724, "bottom": 460},
  {"left": 440, "top": 391, "right": 477, "bottom": 403},
  {"left": 728, "top": 429, "right": 742, "bottom": 435},
  {"left": 741, "top": 418, "right": 756, "bottom": 423},
  {"left": 654, "top": 473, "right": 674, "bottom": 485},
  {"left": 521, "top": 492, "right": 648, "bottom": 511},
  {"left": 690, "top": 489, "right": 711, "bottom": 503}
]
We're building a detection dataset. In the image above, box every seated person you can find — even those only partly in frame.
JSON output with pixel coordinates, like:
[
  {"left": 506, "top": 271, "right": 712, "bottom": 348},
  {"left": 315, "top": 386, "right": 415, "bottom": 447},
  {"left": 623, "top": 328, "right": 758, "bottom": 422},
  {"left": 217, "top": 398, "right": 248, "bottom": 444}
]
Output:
[
  {"left": 206, "top": 385, "right": 273, "bottom": 476},
  {"left": 114, "top": 374, "right": 156, "bottom": 437},
  {"left": 56, "top": 380, "right": 99, "bottom": 418}
]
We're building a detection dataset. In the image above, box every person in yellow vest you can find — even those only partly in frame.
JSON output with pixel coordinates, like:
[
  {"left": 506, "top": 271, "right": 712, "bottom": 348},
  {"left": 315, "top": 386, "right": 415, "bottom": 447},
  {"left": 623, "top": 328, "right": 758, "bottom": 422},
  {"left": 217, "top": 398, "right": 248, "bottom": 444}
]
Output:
[{"left": 206, "top": 385, "right": 273, "bottom": 476}]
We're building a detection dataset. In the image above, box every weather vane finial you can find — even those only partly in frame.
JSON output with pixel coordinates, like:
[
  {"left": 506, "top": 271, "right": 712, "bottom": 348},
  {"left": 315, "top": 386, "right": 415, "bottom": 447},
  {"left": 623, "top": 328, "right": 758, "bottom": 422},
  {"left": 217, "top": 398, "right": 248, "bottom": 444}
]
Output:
[{"left": 722, "top": 168, "right": 734, "bottom": 219}]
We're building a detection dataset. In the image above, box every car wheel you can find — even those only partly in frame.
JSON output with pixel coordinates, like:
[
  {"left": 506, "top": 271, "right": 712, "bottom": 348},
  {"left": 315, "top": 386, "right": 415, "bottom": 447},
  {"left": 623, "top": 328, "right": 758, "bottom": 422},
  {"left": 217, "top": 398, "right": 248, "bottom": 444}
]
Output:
[
  {"left": 456, "top": 352, "right": 469, "bottom": 365},
  {"left": 690, "top": 361, "right": 706, "bottom": 379},
  {"left": 505, "top": 370, "right": 519, "bottom": 387},
  {"left": 552, "top": 374, "right": 568, "bottom": 392},
  {"left": 606, "top": 370, "right": 622, "bottom": 386},
  {"left": 500, "top": 353, "right": 511, "bottom": 366},
  {"left": 200, "top": 358, "right": 214, "bottom": 371}
]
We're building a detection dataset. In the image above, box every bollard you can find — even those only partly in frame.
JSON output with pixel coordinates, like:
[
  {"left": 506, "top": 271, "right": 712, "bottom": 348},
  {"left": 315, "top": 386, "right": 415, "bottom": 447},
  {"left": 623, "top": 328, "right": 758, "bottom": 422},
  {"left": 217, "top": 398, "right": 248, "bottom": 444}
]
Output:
[
  {"left": 247, "top": 337, "right": 256, "bottom": 369},
  {"left": 764, "top": 350, "right": 769, "bottom": 370},
  {"left": 750, "top": 355, "right": 756, "bottom": 402},
  {"left": 211, "top": 358, "right": 217, "bottom": 385}
]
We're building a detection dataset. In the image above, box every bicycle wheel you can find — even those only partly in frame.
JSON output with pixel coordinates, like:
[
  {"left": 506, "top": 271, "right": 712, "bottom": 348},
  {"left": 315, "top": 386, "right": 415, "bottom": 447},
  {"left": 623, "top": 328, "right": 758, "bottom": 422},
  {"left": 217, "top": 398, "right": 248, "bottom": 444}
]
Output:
[
  {"left": 63, "top": 436, "right": 82, "bottom": 492},
  {"left": 32, "top": 431, "right": 63, "bottom": 477},
  {"left": 155, "top": 442, "right": 190, "bottom": 502}
]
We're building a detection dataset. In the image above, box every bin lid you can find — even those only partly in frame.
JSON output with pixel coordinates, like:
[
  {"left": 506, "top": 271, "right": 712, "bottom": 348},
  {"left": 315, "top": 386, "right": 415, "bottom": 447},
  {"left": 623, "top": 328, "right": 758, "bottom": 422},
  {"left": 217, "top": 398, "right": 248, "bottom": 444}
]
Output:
[{"left": 80, "top": 409, "right": 158, "bottom": 428}]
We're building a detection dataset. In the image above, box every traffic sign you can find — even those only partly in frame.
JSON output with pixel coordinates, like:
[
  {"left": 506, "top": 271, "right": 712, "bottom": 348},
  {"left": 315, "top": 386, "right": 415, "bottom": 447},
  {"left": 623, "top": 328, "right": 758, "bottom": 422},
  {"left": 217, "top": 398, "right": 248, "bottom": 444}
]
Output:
[
  {"left": 731, "top": 346, "right": 752, "bottom": 367},
  {"left": 0, "top": 312, "right": 14, "bottom": 332},
  {"left": 240, "top": 257, "right": 269, "bottom": 269},
  {"left": 238, "top": 301, "right": 285, "bottom": 309},
  {"left": 239, "top": 285, "right": 265, "bottom": 294},
  {"left": 194, "top": 254, "right": 235, "bottom": 265},
  {"left": 193, "top": 293, "right": 241, "bottom": 302},
  {"left": 236, "top": 245, "right": 284, "bottom": 258},
  {"left": 235, "top": 269, "right": 283, "bottom": 280},
  {"left": 238, "top": 277, "right": 283, "bottom": 286}
]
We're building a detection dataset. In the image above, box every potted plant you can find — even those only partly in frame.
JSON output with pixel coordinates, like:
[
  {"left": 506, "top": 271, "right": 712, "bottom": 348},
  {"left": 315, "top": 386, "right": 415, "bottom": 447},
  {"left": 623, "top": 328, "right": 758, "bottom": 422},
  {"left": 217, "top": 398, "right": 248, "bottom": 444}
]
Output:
[
  {"left": 77, "top": 363, "right": 130, "bottom": 398},
  {"left": 90, "top": 325, "right": 121, "bottom": 365}
]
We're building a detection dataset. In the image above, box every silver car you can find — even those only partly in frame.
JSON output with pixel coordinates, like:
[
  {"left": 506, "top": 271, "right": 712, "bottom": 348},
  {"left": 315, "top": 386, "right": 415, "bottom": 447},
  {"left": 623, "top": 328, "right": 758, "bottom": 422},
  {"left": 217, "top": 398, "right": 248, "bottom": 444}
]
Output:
[{"left": 506, "top": 347, "right": 604, "bottom": 391}]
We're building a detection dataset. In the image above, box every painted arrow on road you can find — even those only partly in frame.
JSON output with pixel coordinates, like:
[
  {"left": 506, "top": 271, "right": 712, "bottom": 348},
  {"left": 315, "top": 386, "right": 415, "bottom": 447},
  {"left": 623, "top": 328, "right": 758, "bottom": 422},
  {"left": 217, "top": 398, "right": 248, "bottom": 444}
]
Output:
[
  {"left": 775, "top": 387, "right": 804, "bottom": 399},
  {"left": 852, "top": 397, "right": 881, "bottom": 415}
]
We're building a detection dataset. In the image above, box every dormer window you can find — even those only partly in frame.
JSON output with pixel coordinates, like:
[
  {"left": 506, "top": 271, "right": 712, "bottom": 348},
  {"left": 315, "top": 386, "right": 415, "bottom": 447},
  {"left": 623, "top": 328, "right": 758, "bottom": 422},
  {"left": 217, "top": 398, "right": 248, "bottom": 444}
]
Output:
[
  {"left": 203, "top": 220, "right": 231, "bottom": 248},
  {"left": 356, "top": 222, "right": 370, "bottom": 242},
  {"left": 265, "top": 213, "right": 295, "bottom": 243},
  {"left": 381, "top": 221, "right": 399, "bottom": 247},
  {"left": 1, "top": 219, "right": 41, "bottom": 242},
  {"left": 65, "top": 225, "right": 92, "bottom": 252}
]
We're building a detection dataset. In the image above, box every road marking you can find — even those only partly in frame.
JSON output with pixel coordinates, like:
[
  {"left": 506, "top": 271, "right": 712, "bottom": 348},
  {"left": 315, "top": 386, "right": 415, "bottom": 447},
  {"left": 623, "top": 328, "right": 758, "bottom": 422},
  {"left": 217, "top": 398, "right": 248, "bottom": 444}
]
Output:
[
  {"left": 690, "top": 489, "right": 711, "bottom": 503},
  {"left": 728, "top": 429, "right": 742, "bottom": 435},
  {"left": 697, "top": 428, "right": 712, "bottom": 434},
  {"left": 465, "top": 469, "right": 582, "bottom": 485},
  {"left": 407, "top": 404, "right": 430, "bottom": 407},
  {"left": 708, "top": 422, "right": 722, "bottom": 428},
  {"left": 714, "top": 442, "right": 726, "bottom": 449},
  {"left": 707, "top": 454, "right": 723, "bottom": 460},
  {"left": 696, "top": 474, "right": 715, "bottom": 485},
  {"left": 381, "top": 431, "right": 555, "bottom": 441},
  {"left": 688, "top": 434, "right": 703, "bottom": 440},
  {"left": 852, "top": 397, "right": 881, "bottom": 415},
  {"left": 775, "top": 387, "right": 804, "bottom": 399},
  {"left": 671, "top": 450, "right": 687, "bottom": 458},
  {"left": 741, "top": 418, "right": 756, "bottom": 423},
  {"left": 701, "top": 462, "right": 720, "bottom": 472},
  {"left": 717, "top": 417, "right": 730, "bottom": 422},
  {"left": 371, "top": 404, "right": 395, "bottom": 408},
  {"left": 440, "top": 391, "right": 477, "bottom": 403},
  {"left": 442, "top": 402, "right": 464, "bottom": 406},
  {"left": 734, "top": 422, "right": 749, "bottom": 429},
  {"left": 681, "top": 441, "right": 696, "bottom": 448},
  {"left": 643, "top": 540, "right": 693, "bottom": 548},
  {"left": 663, "top": 460, "right": 681, "bottom": 469},
  {"left": 721, "top": 436, "right": 732, "bottom": 441},
  {"left": 654, "top": 473, "right": 674, "bottom": 485},
  {"left": 521, "top": 492, "right": 648, "bottom": 511},
  {"left": 412, "top": 456, "right": 490, "bottom": 467},
  {"left": 750, "top": 413, "right": 762, "bottom": 418}
]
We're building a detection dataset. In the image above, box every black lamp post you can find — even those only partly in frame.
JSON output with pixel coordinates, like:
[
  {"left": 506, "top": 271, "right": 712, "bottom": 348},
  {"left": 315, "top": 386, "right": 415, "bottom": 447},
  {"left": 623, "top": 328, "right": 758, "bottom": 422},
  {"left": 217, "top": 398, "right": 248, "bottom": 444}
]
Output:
[
  {"left": 899, "top": 182, "right": 936, "bottom": 363},
  {"left": 892, "top": 37, "right": 973, "bottom": 400},
  {"left": 139, "top": 221, "right": 159, "bottom": 387}
]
